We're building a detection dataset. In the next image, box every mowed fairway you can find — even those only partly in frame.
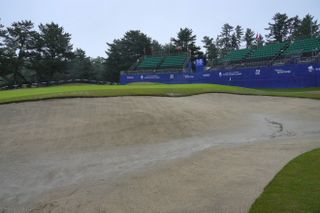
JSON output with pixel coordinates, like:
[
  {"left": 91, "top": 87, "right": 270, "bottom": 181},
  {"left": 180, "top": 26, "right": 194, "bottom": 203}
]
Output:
[{"left": 0, "top": 85, "right": 320, "bottom": 212}]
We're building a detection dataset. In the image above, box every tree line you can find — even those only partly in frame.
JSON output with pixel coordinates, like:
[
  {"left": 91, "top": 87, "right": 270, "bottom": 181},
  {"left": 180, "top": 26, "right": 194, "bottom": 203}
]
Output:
[
  {"left": 0, "top": 13, "right": 319, "bottom": 85},
  {"left": 0, "top": 20, "right": 107, "bottom": 86}
]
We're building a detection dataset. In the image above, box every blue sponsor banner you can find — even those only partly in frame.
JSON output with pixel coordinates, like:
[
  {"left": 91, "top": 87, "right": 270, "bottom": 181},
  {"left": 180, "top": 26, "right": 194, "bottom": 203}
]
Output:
[{"left": 120, "top": 63, "right": 320, "bottom": 88}]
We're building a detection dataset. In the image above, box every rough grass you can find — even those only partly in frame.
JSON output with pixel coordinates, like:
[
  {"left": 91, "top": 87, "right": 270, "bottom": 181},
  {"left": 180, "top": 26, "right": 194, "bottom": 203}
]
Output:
[
  {"left": 0, "top": 84, "right": 320, "bottom": 104},
  {"left": 250, "top": 148, "right": 320, "bottom": 213}
]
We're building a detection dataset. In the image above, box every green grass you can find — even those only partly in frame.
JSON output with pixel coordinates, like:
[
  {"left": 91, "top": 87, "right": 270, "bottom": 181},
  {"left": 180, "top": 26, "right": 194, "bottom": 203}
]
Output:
[
  {"left": 0, "top": 83, "right": 319, "bottom": 104},
  {"left": 250, "top": 148, "right": 320, "bottom": 213}
]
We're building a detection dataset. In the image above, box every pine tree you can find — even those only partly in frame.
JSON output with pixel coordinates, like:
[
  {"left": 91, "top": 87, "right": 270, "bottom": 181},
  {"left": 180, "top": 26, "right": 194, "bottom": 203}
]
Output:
[
  {"left": 266, "top": 13, "right": 290, "bottom": 42},
  {"left": 0, "top": 19, "right": 10, "bottom": 85},
  {"left": 295, "top": 14, "right": 320, "bottom": 38},
  {"left": 151, "top": 40, "right": 163, "bottom": 55},
  {"left": 287, "top": 16, "right": 301, "bottom": 40},
  {"left": 105, "top": 30, "right": 152, "bottom": 82},
  {"left": 171, "top": 28, "right": 200, "bottom": 58},
  {"left": 68, "top": 48, "right": 93, "bottom": 79},
  {"left": 0, "top": 19, "right": 6, "bottom": 48},
  {"left": 231, "top": 33, "right": 238, "bottom": 50},
  {"left": 235, "top": 25, "right": 244, "bottom": 49},
  {"left": 217, "top": 23, "right": 234, "bottom": 56},
  {"left": 5, "top": 20, "right": 38, "bottom": 84},
  {"left": 202, "top": 36, "right": 219, "bottom": 66},
  {"left": 35, "top": 22, "right": 73, "bottom": 81},
  {"left": 244, "top": 28, "right": 255, "bottom": 48}
]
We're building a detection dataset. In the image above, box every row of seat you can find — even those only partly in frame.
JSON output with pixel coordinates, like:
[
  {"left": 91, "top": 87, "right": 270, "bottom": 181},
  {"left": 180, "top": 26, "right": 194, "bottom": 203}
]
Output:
[
  {"left": 249, "top": 42, "right": 288, "bottom": 60},
  {"left": 284, "top": 37, "right": 320, "bottom": 56},
  {"left": 137, "top": 56, "right": 163, "bottom": 69},
  {"left": 223, "top": 37, "right": 320, "bottom": 63},
  {"left": 136, "top": 53, "right": 188, "bottom": 70},
  {"left": 223, "top": 48, "right": 252, "bottom": 62}
]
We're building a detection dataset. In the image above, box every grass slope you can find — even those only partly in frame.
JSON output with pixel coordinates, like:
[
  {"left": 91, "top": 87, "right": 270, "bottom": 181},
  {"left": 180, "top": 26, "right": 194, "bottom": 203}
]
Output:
[
  {"left": 250, "top": 148, "right": 320, "bottom": 213},
  {"left": 0, "top": 84, "right": 320, "bottom": 104}
]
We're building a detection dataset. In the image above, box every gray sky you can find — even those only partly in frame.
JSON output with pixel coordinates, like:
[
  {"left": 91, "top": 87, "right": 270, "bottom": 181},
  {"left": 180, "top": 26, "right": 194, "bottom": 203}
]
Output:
[{"left": 1, "top": 0, "right": 319, "bottom": 57}]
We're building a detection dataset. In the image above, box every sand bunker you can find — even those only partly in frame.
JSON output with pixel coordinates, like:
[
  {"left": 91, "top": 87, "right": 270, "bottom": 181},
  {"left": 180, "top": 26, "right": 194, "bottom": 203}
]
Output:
[{"left": 0, "top": 94, "right": 320, "bottom": 212}]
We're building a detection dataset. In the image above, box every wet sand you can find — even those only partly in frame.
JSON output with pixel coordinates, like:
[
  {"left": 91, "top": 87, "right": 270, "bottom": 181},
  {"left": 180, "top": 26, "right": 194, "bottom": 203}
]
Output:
[{"left": 0, "top": 94, "right": 319, "bottom": 212}]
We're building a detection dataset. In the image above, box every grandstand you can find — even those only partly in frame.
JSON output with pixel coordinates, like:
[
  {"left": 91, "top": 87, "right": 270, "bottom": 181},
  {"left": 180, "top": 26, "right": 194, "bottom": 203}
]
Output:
[
  {"left": 121, "top": 36, "right": 320, "bottom": 89},
  {"left": 131, "top": 52, "right": 190, "bottom": 72},
  {"left": 128, "top": 37, "right": 320, "bottom": 73},
  {"left": 284, "top": 37, "right": 320, "bottom": 56},
  {"left": 220, "top": 37, "right": 320, "bottom": 66}
]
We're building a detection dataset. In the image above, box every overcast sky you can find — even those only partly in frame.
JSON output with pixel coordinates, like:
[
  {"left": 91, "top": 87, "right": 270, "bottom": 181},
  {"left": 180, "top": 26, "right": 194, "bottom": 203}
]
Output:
[{"left": 1, "top": 0, "right": 319, "bottom": 57}]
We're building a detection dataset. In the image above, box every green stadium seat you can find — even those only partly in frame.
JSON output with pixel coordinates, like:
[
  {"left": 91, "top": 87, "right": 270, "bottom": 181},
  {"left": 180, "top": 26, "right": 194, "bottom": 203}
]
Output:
[
  {"left": 134, "top": 52, "right": 189, "bottom": 71},
  {"left": 159, "top": 53, "right": 188, "bottom": 69},
  {"left": 248, "top": 42, "right": 288, "bottom": 60},
  {"left": 136, "top": 56, "right": 163, "bottom": 69},
  {"left": 223, "top": 49, "right": 252, "bottom": 62},
  {"left": 284, "top": 37, "right": 320, "bottom": 56}
]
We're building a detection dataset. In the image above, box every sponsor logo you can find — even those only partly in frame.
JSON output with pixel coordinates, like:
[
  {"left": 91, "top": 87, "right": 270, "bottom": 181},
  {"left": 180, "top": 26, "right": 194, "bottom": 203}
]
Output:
[
  {"left": 308, "top": 65, "right": 314, "bottom": 72},
  {"left": 170, "top": 74, "right": 174, "bottom": 79},
  {"left": 274, "top": 69, "right": 291, "bottom": 74},
  {"left": 255, "top": 69, "right": 261, "bottom": 75},
  {"left": 140, "top": 75, "right": 144, "bottom": 80},
  {"left": 196, "top": 59, "right": 204, "bottom": 66},
  {"left": 184, "top": 74, "right": 195, "bottom": 79},
  {"left": 144, "top": 75, "right": 160, "bottom": 80},
  {"left": 203, "top": 73, "right": 210, "bottom": 77},
  {"left": 127, "top": 76, "right": 134, "bottom": 80},
  {"left": 221, "top": 71, "right": 242, "bottom": 76}
]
